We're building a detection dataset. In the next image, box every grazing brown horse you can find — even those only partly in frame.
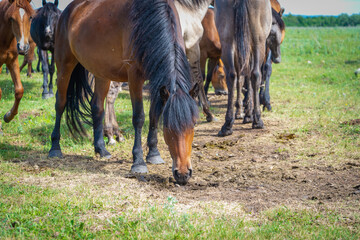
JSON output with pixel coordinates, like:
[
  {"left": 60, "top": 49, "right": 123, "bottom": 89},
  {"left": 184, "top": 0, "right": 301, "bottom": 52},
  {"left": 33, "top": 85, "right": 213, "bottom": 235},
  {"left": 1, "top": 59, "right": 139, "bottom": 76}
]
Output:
[
  {"left": 48, "top": 0, "right": 198, "bottom": 185},
  {"left": 19, "top": 36, "right": 36, "bottom": 77},
  {"left": 0, "top": 0, "right": 34, "bottom": 124},
  {"left": 200, "top": 8, "right": 228, "bottom": 96},
  {"left": 215, "top": 0, "right": 272, "bottom": 136}
]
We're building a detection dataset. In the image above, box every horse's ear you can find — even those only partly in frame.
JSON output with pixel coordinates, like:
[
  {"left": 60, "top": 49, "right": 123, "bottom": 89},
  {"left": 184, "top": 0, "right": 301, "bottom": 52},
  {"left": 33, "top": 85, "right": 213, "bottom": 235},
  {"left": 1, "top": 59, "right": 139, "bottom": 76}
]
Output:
[
  {"left": 280, "top": 8, "right": 285, "bottom": 17},
  {"left": 189, "top": 83, "right": 199, "bottom": 99},
  {"left": 54, "top": 0, "right": 58, "bottom": 7},
  {"left": 160, "top": 86, "right": 170, "bottom": 103},
  {"left": 42, "top": 0, "right": 47, "bottom": 6}
]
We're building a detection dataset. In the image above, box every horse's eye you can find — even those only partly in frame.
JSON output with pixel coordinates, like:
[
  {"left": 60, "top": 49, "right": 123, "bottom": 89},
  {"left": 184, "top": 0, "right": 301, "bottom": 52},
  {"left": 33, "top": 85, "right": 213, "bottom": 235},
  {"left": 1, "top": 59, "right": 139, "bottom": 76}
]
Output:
[{"left": 29, "top": 16, "right": 33, "bottom": 20}]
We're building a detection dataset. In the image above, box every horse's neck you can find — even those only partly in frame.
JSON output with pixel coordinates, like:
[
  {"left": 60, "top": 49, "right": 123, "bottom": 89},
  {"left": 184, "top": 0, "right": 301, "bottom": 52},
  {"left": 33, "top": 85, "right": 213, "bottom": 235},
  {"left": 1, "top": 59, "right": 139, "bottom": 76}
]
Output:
[{"left": 0, "top": 9, "right": 15, "bottom": 50}]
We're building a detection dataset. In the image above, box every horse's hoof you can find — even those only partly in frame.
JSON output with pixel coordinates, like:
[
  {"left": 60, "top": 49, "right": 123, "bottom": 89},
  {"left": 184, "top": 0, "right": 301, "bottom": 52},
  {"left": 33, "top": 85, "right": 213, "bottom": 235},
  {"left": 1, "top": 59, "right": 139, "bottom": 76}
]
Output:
[
  {"left": 235, "top": 113, "right": 244, "bottom": 120},
  {"left": 108, "top": 138, "right": 117, "bottom": 146},
  {"left": 131, "top": 163, "right": 148, "bottom": 174},
  {"left": 252, "top": 120, "right": 264, "bottom": 129},
  {"left": 243, "top": 116, "right": 253, "bottom": 124},
  {"left": 115, "top": 134, "right": 125, "bottom": 142},
  {"left": 48, "top": 149, "right": 63, "bottom": 158},
  {"left": 146, "top": 154, "right": 165, "bottom": 164},
  {"left": 218, "top": 128, "right": 233, "bottom": 137},
  {"left": 48, "top": 92, "right": 54, "bottom": 98},
  {"left": 3, "top": 112, "right": 13, "bottom": 123},
  {"left": 206, "top": 115, "right": 218, "bottom": 122},
  {"left": 97, "top": 149, "right": 112, "bottom": 159},
  {"left": 42, "top": 93, "right": 50, "bottom": 99},
  {"left": 264, "top": 104, "right": 272, "bottom": 111}
]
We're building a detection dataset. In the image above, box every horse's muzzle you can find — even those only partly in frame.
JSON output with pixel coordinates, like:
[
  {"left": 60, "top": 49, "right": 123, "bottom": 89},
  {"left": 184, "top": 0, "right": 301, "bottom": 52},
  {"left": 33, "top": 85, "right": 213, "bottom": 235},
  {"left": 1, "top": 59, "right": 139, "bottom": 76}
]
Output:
[
  {"left": 17, "top": 43, "right": 29, "bottom": 55},
  {"left": 173, "top": 169, "right": 192, "bottom": 185}
]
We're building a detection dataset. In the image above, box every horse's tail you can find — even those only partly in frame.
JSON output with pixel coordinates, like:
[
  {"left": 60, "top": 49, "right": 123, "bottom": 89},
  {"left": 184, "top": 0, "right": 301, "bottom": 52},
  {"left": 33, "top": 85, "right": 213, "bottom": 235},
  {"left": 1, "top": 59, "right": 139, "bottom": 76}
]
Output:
[
  {"left": 234, "top": 0, "right": 252, "bottom": 75},
  {"left": 130, "top": 0, "right": 198, "bottom": 133},
  {"left": 65, "top": 63, "right": 93, "bottom": 138}
]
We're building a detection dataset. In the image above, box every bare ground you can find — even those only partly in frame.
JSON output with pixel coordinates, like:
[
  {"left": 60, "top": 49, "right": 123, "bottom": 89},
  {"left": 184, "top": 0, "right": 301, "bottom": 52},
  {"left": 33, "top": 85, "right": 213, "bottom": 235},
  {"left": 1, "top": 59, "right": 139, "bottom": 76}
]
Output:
[{"left": 9, "top": 91, "right": 360, "bottom": 223}]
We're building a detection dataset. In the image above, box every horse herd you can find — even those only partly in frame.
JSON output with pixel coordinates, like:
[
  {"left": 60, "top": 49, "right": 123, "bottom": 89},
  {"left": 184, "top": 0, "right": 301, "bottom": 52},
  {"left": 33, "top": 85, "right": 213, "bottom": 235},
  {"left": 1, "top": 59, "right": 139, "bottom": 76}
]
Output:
[{"left": 0, "top": 0, "right": 285, "bottom": 185}]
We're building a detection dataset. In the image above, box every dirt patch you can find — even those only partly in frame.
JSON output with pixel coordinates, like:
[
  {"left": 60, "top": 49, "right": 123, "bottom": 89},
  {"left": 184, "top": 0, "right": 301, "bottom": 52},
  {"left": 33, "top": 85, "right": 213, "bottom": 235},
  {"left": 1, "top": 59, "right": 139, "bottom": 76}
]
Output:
[
  {"left": 13, "top": 92, "right": 360, "bottom": 219},
  {"left": 341, "top": 119, "right": 360, "bottom": 126}
]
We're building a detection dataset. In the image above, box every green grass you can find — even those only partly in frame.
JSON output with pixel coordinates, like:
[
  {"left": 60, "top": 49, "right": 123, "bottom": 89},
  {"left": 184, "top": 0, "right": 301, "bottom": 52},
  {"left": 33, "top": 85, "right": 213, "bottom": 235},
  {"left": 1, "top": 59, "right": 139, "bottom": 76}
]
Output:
[{"left": 1, "top": 27, "right": 360, "bottom": 238}]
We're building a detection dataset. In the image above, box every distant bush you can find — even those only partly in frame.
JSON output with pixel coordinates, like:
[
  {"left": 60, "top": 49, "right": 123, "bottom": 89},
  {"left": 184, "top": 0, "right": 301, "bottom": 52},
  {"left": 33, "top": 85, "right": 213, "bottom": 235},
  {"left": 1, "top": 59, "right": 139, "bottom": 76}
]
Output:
[{"left": 283, "top": 13, "right": 360, "bottom": 27}]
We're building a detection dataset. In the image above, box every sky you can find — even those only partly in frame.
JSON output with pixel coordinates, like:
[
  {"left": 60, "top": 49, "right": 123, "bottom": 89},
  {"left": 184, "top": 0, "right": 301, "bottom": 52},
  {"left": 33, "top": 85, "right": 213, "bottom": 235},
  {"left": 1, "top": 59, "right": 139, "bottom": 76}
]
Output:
[{"left": 26, "top": 0, "right": 360, "bottom": 16}]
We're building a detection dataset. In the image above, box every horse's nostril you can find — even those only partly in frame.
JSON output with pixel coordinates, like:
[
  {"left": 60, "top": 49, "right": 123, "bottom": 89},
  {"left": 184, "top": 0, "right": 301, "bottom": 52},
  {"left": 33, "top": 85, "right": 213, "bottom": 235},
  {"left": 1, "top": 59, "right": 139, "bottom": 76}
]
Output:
[
  {"left": 189, "top": 169, "right": 192, "bottom": 177},
  {"left": 174, "top": 170, "right": 181, "bottom": 179}
]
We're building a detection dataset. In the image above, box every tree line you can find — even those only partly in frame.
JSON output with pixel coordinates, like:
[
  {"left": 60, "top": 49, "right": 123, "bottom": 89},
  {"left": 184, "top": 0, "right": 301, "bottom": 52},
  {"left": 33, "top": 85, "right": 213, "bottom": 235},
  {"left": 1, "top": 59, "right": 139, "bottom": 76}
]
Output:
[{"left": 283, "top": 13, "right": 360, "bottom": 27}]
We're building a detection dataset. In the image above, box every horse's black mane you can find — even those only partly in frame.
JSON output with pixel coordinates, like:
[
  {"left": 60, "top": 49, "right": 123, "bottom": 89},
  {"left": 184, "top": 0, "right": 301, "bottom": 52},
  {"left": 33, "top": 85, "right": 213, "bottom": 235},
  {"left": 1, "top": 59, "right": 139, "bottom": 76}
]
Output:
[
  {"left": 272, "top": 8, "right": 285, "bottom": 31},
  {"left": 176, "top": 0, "right": 210, "bottom": 9},
  {"left": 131, "top": 0, "right": 198, "bottom": 134}
]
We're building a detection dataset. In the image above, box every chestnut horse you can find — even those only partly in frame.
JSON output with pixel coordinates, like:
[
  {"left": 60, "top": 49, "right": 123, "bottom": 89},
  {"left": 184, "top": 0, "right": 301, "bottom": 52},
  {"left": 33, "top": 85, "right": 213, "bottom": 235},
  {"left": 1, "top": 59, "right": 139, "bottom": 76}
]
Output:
[
  {"left": 48, "top": 0, "right": 198, "bottom": 185},
  {"left": 200, "top": 8, "right": 228, "bottom": 96},
  {"left": 0, "top": 0, "right": 34, "bottom": 127},
  {"left": 215, "top": 0, "right": 272, "bottom": 136}
]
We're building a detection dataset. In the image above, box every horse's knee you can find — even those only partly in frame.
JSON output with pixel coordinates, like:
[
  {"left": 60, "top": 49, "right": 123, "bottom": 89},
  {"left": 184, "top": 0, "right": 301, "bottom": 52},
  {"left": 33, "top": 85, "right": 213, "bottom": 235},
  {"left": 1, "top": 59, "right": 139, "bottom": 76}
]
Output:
[{"left": 15, "top": 86, "right": 24, "bottom": 100}]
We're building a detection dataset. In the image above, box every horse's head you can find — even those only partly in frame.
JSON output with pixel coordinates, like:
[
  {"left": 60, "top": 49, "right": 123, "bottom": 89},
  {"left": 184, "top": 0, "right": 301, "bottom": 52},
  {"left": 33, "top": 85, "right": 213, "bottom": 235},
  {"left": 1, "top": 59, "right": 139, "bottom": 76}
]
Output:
[
  {"left": 5, "top": 0, "right": 34, "bottom": 55},
  {"left": 160, "top": 84, "right": 199, "bottom": 185},
  {"left": 40, "top": 0, "right": 61, "bottom": 45},
  {"left": 267, "top": 8, "right": 285, "bottom": 64},
  {"left": 212, "top": 59, "right": 228, "bottom": 95}
]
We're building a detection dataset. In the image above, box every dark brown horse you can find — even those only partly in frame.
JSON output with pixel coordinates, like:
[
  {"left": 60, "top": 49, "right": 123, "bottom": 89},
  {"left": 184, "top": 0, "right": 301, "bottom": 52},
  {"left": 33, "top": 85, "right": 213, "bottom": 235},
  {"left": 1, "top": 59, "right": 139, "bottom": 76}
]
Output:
[
  {"left": 215, "top": 0, "right": 272, "bottom": 136},
  {"left": 200, "top": 7, "right": 228, "bottom": 96},
  {"left": 48, "top": 0, "right": 198, "bottom": 185},
  {"left": 0, "top": 0, "right": 34, "bottom": 126}
]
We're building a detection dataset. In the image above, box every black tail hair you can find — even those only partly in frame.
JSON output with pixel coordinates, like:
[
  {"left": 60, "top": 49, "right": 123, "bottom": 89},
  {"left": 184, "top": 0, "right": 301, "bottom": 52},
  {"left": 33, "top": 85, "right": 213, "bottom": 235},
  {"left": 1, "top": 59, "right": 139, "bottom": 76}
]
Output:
[
  {"left": 65, "top": 63, "right": 93, "bottom": 138},
  {"left": 234, "top": 0, "right": 252, "bottom": 75},
  {"left": 130, "top": 0, "right": 198, "bottom": 134}
]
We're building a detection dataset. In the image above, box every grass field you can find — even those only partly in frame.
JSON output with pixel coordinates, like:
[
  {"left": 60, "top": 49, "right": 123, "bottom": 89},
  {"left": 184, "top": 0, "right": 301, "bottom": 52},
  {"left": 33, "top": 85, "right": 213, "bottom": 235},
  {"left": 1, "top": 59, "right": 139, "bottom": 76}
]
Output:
[{"left": 1, "top": 27, "right": 360, "bottom": 239}]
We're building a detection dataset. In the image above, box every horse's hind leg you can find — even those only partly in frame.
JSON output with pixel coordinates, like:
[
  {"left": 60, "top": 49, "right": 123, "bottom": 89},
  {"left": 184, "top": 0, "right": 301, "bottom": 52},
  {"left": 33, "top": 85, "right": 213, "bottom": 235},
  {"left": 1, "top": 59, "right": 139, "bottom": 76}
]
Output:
[
  {"left": 48, "top": 50, "right": 55, "bottom": 97},
  {"left": 49, "top": 59, "right": 78, "bottom": 158},
  {"left": 243, "top": 75, "right": 254, "bottom": 124},
  {"left": 251, "top": 48, "right": 264, "bottom": 129},
  {"left": 235, "top": 75, "right": 244, "bottom": 119},
  {"left": 4, "top": 59, "right": 23, "bottom": 123},
  {"left": 92, "top": 77, "right": 111, "bottom": 158},
  {"left": 128, "top": 67, "right": 148, "bottom": 173},
  {"left": 218, "top": 51, "right": 236, "bottom": 136},
  {"left": 41, "top": 50, "right": 50, "bottom": 99},
  {"left": 187, "top": 43, "right": 216, "bottom": 122}
]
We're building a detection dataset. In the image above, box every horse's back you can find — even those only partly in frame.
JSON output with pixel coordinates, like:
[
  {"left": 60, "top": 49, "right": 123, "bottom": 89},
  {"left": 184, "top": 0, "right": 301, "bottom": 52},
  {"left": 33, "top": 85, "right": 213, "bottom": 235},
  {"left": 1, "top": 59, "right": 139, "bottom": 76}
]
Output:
[{"left": 56, "top": 0, "right": 131, "bottom": 81}]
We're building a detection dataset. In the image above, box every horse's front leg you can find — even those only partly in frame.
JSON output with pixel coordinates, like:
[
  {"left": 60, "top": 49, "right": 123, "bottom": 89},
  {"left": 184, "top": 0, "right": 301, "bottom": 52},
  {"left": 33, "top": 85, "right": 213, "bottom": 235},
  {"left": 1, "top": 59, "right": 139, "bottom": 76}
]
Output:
[
  {"left": 41, "top": 50, "right": 50, "bottom": 99},
  {"left": 4, "top": 58, "right": 23, "bottom": 123},
  {"left": 260, "top": 51, "right": 272, "bottom": 111},
  {"left": 104, "top": 81, "right": 124, "bottom": 145},
  {"left": 251, "top": 49, "right": 264, "bottom": 129},
  {"left": 48, "top": 50, "right": 55, "bottom": 97},
  {"left": 128, "top": 68, "right": 147, "bottom": 173},
  {"left": 204, "top": 57, "right": 217, "bottom": 96},
  {"left": 146, "top": 103, "right": 165, "bottom": 165},
  {"left": 218, "top": 51, "right": 236, "bottom": 136},
  {"left": 187, "top": 43, "right": 216, "bottom": 122},
  {"left": 92, "top": 77, "right": 111, "bottom": 158}
]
